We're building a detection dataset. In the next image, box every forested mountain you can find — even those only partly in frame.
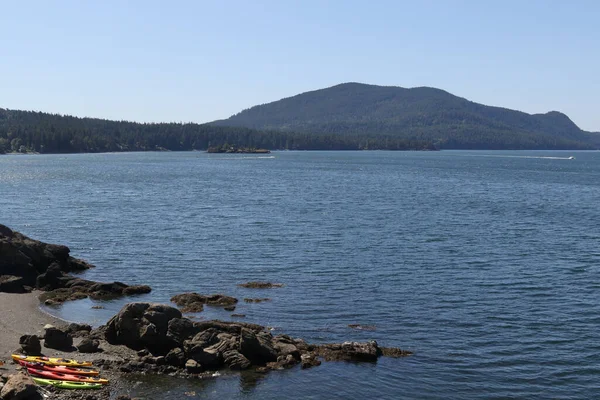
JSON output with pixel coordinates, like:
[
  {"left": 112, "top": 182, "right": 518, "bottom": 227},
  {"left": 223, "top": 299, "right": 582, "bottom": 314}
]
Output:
[
  {"left": 2, "top": 82, "right": 599, "bottom": 154},
  {"left": 0, "top": 108, "right": 433, "bottom": 154},
  {"left": 213, "top": 83, "right": 600, "bottom": 150}
]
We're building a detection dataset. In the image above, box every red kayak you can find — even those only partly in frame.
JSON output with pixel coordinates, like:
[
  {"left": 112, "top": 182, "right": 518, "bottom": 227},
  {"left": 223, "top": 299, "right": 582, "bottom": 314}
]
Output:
[
  {"left": 26, "top": 368, "right": 109, "bottom": 385},
  {"left": 18, "top": 360, "right": 100, "bottom": 376}
]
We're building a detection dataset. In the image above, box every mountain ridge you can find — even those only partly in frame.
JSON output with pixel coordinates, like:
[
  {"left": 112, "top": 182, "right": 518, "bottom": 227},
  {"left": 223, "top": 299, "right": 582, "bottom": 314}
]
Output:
[{"left": 212, "top": 82, "right": 598, "bottom": 149}]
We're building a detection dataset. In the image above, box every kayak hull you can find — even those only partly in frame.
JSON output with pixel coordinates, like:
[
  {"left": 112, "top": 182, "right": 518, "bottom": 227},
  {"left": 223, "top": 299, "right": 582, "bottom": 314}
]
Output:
[
  {"left": 32, "top": 377, "right": 102, "bottom": 390},
  {"left": 17, "top": 360, "right": 100, "bottom": 376},
  {"left": 27, "top": 368, "right": 108, "bottom": 385},
  {"left": 11, "top": 354, "right": 93, "bottom": 367}
]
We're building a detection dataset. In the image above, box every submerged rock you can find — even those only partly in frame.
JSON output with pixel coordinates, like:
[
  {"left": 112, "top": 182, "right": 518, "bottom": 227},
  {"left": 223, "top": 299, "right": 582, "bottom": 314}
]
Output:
[
  {"left": 380, "top": 347, "right": 413, "bottom": 357},
  {"left": 243, "top": 298, "right": 271, "bottom": 303},
  {"left": 171, "top": 293, "right": 238, "bottom": 313},
  {"left": 315, "top": 341, "right": 380, "bottom": 362},
  {"left": 348, "top": 324, "right": 377, "bottom": 331},
  {"left": 238, "top": 282, "right": 284, "bottom": 289}
]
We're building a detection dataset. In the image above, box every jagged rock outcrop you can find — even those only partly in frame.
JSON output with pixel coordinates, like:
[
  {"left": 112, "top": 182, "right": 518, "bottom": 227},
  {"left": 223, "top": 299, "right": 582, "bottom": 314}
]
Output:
[
  {"left": 105, "top": 303, "right": 183, "bottom": 354},
  {"left": 98, "top": 302, "right": 411, "bottom": 376},
  {"left": 0, "top": 224, "right": 151, "bottom": 304}
]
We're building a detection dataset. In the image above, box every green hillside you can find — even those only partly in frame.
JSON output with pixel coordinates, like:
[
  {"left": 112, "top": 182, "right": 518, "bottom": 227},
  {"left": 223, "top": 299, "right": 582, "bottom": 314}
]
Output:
[{"left": 212, "top": 83, "right": 599, "bottom": 149}]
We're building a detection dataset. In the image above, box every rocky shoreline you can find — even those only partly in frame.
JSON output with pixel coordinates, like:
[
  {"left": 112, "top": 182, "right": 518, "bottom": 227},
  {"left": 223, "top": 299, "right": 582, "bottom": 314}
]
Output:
[
  {"left": 0, "top": 224, "right": 150, "bottom": 305},
  {"left": 0, "top": 225, "right": 411, "bottom": 399}
]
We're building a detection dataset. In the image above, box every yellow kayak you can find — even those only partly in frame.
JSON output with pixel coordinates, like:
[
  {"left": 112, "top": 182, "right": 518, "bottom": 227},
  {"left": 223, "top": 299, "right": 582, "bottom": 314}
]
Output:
[{"left": 11, "top": 354, "right": 93, "bottom": 367}]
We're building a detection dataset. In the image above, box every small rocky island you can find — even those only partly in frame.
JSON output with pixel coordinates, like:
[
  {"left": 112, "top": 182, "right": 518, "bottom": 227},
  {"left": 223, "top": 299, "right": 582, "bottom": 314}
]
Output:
[
  {"left": 206, "top": 145, "right": 271, "bottom": 154},
  {"left": 0, "top": 225, "right": 411, "bottom": 399}
]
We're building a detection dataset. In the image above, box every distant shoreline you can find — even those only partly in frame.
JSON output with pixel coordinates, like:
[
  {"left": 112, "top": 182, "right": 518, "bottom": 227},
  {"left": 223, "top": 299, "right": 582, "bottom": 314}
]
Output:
[{"left": 2, "top": 148, "right": 595, "bottom": 156}]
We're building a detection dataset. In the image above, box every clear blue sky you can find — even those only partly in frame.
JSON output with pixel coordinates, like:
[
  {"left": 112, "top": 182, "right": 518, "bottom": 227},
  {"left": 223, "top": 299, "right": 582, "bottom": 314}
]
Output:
[{"left": 1, "top": 0, "right": 598, "bottom": 131}]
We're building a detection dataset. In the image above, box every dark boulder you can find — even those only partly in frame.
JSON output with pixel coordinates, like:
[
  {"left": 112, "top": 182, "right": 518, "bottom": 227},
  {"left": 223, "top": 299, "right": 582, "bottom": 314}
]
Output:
[
  {"left": 0, "top": 275, "right": 27, "bottom": 293},
  {"left": 104, "top": 303, "right": 182, "bottom": 354},
  {"left": 166, "top": 318, "right": 201, "bottom": 346},
  {"left": 165, "top": 348, "right": 186, "bottom": 367},
  {"left": 223, "top": 350, "right": 251, "bottom": 370},
  {"left": 43, "top": 326, "right": 73, "bottom": 350},
  {"left": 0, "top": 241, "right": 38, "bottom": 288},
  {"left": 77, "top": 338, "right": 100, "bottom": 353},
  {"left": 0, "top": 373, "right": 43, "bottom": 400},
  {"left": 273, "top": 335, "right": 300, "bottom": 359},
  {"left": 182, "top": 329, "right": 229, "bottom": 369},
  {"left": 19, "top": 335, "right": 41, "bottom": 356},
  {"left": 267, "top": 354, "right": 298, "bottom": 370},
  {"left": 239, "top": 328, "right": 277, "bottom": 364},
  {"left": 35, "top": 263, "right": 64, "bottom": 291},
  {"left": 300, "top": 353, "right": 322, "bottom": 369},
  {"left": 187, "top": 348, "right": 222, "bottom": 369},
  {"left": 183, "top": 329, "right": 220, "bottom": 355},
  {"left": 185, "top": 359, "right": 202, "bottom": 374},
  {"left": 66, "top": 322, "right": 93, "bottom": 337}
]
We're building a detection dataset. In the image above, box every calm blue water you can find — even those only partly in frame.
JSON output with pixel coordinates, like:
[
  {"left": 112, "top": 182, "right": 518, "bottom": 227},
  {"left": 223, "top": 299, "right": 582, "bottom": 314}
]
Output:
[{"left": 2, "top": 150, "right": 600, "bottom": 399}]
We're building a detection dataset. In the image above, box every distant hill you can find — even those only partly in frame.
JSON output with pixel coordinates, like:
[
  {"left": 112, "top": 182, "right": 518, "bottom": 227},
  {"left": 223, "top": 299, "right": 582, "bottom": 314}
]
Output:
[{"left": 213, "top": 83, "right": 600, "bottom": 149}]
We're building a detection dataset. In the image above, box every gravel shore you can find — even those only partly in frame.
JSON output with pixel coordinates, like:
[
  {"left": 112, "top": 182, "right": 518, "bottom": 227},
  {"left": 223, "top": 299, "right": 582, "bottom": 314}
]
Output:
[{"left": 0, "top": 291, "right": 64, "bottom": 368}]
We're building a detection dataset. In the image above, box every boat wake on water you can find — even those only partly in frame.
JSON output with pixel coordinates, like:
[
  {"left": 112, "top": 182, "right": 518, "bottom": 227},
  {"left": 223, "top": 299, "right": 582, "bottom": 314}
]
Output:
[{"left": 458, "top": 154, "right": 575, "bottom": 160}]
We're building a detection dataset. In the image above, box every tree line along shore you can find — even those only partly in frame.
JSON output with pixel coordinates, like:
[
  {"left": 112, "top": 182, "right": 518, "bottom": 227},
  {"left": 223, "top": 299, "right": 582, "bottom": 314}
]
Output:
[{"left": 0, "top": 108, "right": 436, "bottom": 155}]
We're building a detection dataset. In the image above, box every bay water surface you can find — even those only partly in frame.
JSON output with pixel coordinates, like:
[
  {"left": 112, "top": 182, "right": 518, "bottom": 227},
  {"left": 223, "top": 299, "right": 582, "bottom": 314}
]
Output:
[{"left": 1, "top": 150, "right": 599, "bottom": 399}]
